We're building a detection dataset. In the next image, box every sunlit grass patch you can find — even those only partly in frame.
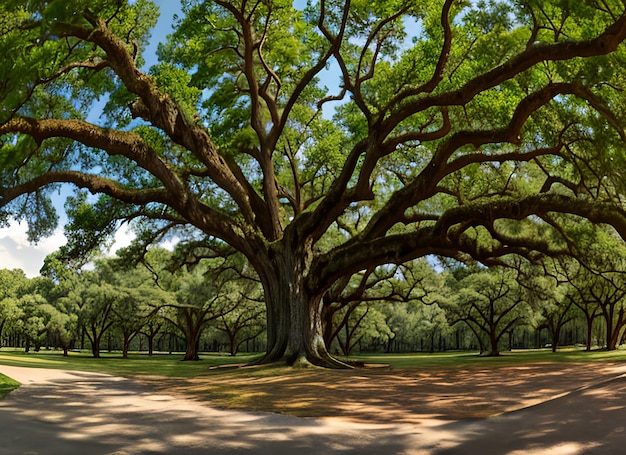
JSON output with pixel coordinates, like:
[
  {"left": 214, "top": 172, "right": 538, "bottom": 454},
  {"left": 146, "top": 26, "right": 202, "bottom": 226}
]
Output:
[
  {"left": 0, "top": 374, "right": 20, "bottom": 399},
  {"left": 0, "top": 350, "right": 262, "bottom": 379},
  {"left": 354, "top": 347, "right": 626, "bottom": 370},
  {"left": 0, "top": 353, "right": 66, "bottom": 366}
]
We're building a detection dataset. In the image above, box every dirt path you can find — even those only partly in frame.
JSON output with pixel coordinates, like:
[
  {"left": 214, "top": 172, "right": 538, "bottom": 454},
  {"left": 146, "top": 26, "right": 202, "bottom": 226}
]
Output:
[
  {"left": 0, "top": 365, "right": 446, "bottom": 454},
  {"left": 3, "top": 363, "right": 626, "bottom": 454},
  {"left": 143, "top": 361, "right": 626, "bottom": 422}
]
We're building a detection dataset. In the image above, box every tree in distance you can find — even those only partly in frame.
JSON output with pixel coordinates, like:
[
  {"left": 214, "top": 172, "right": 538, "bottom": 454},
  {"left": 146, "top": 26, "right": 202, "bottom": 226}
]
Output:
[
  {"left": 442, "top": 266, "right": 531, "bottom": 356},
  {"left": 3, "top": 1, "right": 626, "bottom": 366}
]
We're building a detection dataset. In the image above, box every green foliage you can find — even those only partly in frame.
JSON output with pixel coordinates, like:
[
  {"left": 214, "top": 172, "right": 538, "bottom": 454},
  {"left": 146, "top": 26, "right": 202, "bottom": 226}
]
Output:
[
  {"left": 443, "top": 267, "right": 532, "bottom": 355},
  {"left": 3, "top": 0, "right": 626, "bottom": 366},
  {"left": 60, "top": 192, "right": 127, "bottom": 265},
  {"left": 149, "top": 63, "right": 201, "bottom": 119}
]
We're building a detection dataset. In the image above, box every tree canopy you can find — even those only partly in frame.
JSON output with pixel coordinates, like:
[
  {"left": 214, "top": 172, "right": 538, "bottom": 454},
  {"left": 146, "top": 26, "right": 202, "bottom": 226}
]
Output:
[{"left": 2, "top": 0, "right": 626, "bottom": 366}]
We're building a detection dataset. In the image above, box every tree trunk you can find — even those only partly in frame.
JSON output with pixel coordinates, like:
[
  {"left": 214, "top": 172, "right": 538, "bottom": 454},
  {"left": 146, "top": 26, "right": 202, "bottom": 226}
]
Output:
[
  {"left": 147, "top": 334, "right": 154, "bottom": 356},
  {"left": 122, "top": 335, "right": 131, "bottom": 359},
  {"left": 178, "top": 309, "right": 204, "bottom": 361},
  {"left": 549, "top": 322, "right": 560, "bottom": 353},
  {"left": 91, "top": 335, "right": 101, "bottom": 358},
  {"left": 606, "top": 307, "right": 626, "bottom": 351},
  {"left": 429, "top": 331, "right": 435, "bottom": 353},
  {"left": 586, "top": 316, "right": 594, "bottom": 351},
  {"left": 255, "top": 240, "right": 346, "bottom": 368},
  {"left": 0, "top": 320, "right": 5, "bottom": 346},
  {"left": 228, "top": 332, "right": 238, "bottom": 356},
  {"left": 180, "top": 329, "right": 201, "bottom": 361},
  {"left": 487, "top": 330, "right": 500, "bottom": 356}
]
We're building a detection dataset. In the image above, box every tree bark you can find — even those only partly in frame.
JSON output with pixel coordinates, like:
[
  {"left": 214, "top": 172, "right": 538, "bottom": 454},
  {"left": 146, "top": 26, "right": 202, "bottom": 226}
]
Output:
[
  {"left": 180, "top": 314, "right": 202, "bottom": 361},
  {"left": 254, "top": 240, "right": 347, "bottom": 368},
  {"left": 487, "top": 331, "right": 500, "bottom": 357},
  {"left": 147, "top": 334, "right": 155, "bottom": 356},
  {"left": 91, "top": 335, "right": 101, "bottom": 358}
]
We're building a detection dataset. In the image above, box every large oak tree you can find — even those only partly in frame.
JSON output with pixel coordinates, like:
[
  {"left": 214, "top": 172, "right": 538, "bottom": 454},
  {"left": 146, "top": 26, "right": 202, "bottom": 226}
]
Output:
[{"left": 2, "top": 0, "right": 626, "bottom": 366}]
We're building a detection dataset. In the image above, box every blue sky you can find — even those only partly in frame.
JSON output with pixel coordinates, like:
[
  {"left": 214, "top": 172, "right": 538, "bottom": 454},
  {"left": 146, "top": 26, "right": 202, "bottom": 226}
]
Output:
[{"left": 0, "top": 0, "right": 180, "bottom": 277}]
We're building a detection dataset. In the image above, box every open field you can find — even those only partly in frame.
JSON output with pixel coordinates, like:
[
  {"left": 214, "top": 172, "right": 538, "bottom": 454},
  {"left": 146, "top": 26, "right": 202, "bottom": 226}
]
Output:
[
  {"left": 0, "top": 349, "right": 262, "bottom": 377},
  {"left": 2, "top": 348, "right": 626, "bottom": 422},
  {"left": 2, "top": 346, "right": 626, "bottom": 373}
]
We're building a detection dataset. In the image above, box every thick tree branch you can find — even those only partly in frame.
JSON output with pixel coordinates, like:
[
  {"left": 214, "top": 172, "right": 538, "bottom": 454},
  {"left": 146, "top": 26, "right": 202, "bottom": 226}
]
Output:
[
  {"left": 1, "top": 116, "right": 182, "bottom": 190},
  {"left": 385, "top": 12, "right": 626, "bottom": 128},
  {"left": 311, "top": 193, "right": 626, "bottom": 295},
  {"left": 0, "top": 170, "right": 168, "bottom": 208},
  {"left": 362, "top": 81, "right": 616, "bottom": 239},
  {"left": 64, "top": 17, "right": 263, "bottom": 233}
]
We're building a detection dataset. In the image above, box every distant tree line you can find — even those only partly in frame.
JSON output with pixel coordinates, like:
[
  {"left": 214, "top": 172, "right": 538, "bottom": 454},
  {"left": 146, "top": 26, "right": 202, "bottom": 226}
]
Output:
[{"left": 2, "top": 223, "right": 626, "bottom": 360}]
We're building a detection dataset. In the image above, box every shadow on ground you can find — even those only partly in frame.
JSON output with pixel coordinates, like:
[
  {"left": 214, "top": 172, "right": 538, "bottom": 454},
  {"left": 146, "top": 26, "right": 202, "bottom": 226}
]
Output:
[
  {"left": 147, "top": 362, "right": 626, "bottom": 422},
  {"left": 0, "top": 367, "right": 419, "bottom": 454},
  {"left": 435, "top": 374, "right": 626, "bottom": 454},
  {"left": 3, "top": 364, "right": 626, "bottom": 454}
]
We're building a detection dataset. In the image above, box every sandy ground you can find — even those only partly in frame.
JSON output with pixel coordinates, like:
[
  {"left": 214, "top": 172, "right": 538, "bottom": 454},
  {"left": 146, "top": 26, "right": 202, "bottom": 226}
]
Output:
[
  {"left": 144, "top": 362, "right": 626, "bottom": 422},
  {"left": 2, "top": 363, "right": 626, "bottom": 454}
]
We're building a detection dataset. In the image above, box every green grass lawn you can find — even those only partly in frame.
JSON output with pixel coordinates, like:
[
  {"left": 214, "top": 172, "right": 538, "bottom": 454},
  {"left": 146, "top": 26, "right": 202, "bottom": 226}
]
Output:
[
  {"left": 0, "top": 350, "right": 262, "bottom": 378},
  {"left": 356, "top": 347, "right": 626, "bottom": 369},
  {"left": 0, "top": 347, "right": 625, "bottom": 383},
  {"left": 0, "top": 373, "right": 20, "bottom": 399}
]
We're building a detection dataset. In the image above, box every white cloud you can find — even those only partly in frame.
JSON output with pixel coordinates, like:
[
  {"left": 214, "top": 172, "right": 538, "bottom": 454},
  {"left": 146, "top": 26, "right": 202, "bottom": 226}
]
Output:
[
  {"left": 108, "top": 224, "right": 135, "bottom": 255},
  {"left": 159, "top": 236, "right": 180, "bottom": 252},
  {"left": 0, "top": 221, "right": 67, "bottom": 278},
  {"left": 0, "top": 222, "right": 138, "bottom": 278}
]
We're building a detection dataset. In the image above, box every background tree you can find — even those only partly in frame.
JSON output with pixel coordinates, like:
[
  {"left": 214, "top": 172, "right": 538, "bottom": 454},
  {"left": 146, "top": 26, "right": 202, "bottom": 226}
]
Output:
[
  {"left": 517, "top": 261, "right": 575, "bottom": 353},
  {"left": 0, "top": 269, "right": 27, "bottom": 346},
  {"left": 69, "top": 259, "right": 139, "bottom": 358},
  {"left": 534, "top": 288, "right": 576, "bottom": 353},
  {"left": 443, "top": 267, "right": 531, "bottom": 356},
  {"left": 562, "top": 261, "right": 602, "bottom": 351},
  {"left": 216, "top": 289, "right": 265, "bottom": 356},
  {"left": 139, "top": 310, "right": 165, "bottom": 356},
  {"left": 3, "top": 1, "right": 626, "bottom": 366},
  {"left": 323, "top": 259, "right": 442, "bottom": 351},
  {"left": 559, "top": 226, "right": 626, "bottom": 350},
  {"left": 160, "top": 262, "right": 239, "bottom": 361},
  {"left": 415, "top": 303, "right": 450, "bottom": 353},
  {"left": 16, "top": 283, "right": 51, "bottom": 353},
  {"left": 26, "top": 275, "right": 77, "bottom": 354},
  {"left": 332, "top": 301, "right": 392, "bottom": 356},
  {"left": 107, "top": 261, "right": 171, "bottom": 358}
]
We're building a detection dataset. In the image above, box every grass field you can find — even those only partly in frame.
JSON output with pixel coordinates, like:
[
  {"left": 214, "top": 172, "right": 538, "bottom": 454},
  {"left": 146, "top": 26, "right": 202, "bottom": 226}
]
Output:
[
  {"left": 2, "top": 348, "right": 626, "bottom": 416},
  {"left": 0, "top": 349, "right": 262, "bottom": 378},
  {"left": 356, "top": 348, "right": 626, "bottom": 369},
  {"left": 0, "top": 347, "right": 625, "bottom": 379}
]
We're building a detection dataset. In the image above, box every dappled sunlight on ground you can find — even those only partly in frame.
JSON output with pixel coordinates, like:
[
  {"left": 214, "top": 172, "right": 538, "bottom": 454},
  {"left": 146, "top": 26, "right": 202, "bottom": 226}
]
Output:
[
  {"left": 507, "top": 442, "right": 602, "bottom": 455},
  {"left": 4, "top": 363, "right": 626, "bottom": 453},
  {"left": 144, "top": 362, "right": 626, "bottom": 424},
  {"left": 0, "top": 366, "right": 433, "bottom": 454}
]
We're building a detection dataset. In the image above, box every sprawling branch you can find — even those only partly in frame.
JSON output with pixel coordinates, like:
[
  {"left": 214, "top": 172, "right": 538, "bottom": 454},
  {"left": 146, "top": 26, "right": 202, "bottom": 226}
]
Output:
[
  {"left": 387, "top": 11, "right": 626, "bottom": 127},
  {"left": 388, "top": 0, "right": 455, "bottom": 103},
  {"left": 362, "top": 81, "right": 618, "bottom": 240},
  {"left": 61, "top": 17, "right": 266, "bottom": 234},
  {"left": 0, "top": 170, "right": 167, "bottom": 208},
  {"left": 1, "top": 116, "right": 180, "bottom": 190},
  {"left": 0, "top": 116, "right": 255, "bottom": 249},
  {"left": 300, "top": 13, "right": 626, "bottom": 250},
  {"left": 310, "top": 193, "right": 626, "bottom": 295}
]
